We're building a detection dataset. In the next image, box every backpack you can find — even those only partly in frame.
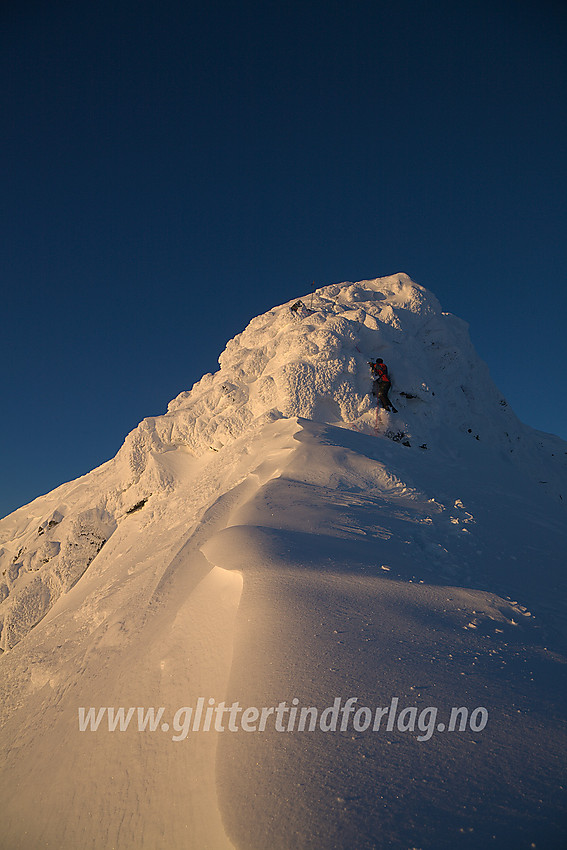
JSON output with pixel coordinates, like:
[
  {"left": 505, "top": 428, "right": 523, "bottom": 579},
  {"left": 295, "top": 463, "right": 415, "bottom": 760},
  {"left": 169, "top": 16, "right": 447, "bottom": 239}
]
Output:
[{"left": 371, "top": 361, "right": 389, "bottom": 382}]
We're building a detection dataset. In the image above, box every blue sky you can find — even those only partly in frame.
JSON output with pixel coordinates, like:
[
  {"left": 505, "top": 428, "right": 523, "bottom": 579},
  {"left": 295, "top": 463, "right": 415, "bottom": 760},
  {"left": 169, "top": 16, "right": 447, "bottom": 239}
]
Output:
[{"left": 2, "top": 0, "right": 566, "bottom": 519}]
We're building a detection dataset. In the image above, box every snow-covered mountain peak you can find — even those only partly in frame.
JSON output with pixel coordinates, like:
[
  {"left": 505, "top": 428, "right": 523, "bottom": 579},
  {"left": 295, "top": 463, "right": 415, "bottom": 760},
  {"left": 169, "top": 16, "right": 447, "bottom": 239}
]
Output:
[
  {"left": 1, "top": 273, "right": 565, "bottom": 656},
  {"left": 120, "top": 273, "right": 560, "bottom": 488},
  {"left": 1, "top": 274, "right": 566, "bottom": 848}
]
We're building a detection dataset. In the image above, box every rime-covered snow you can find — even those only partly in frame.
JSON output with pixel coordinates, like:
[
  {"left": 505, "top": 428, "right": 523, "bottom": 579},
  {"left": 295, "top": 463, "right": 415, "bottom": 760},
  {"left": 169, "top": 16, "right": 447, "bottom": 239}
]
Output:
[
  {"left": 0, "top": 274, "right": 565, "bottom": 849},
  {"left": 120, "top": 273, "right": 564, "bottom": 485}
]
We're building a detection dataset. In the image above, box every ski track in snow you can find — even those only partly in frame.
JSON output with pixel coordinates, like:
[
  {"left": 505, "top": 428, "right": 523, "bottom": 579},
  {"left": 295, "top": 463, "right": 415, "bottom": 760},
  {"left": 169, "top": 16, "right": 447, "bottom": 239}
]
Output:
[{"left": 0, "top": 274, "right": 566, "bottom": 849}]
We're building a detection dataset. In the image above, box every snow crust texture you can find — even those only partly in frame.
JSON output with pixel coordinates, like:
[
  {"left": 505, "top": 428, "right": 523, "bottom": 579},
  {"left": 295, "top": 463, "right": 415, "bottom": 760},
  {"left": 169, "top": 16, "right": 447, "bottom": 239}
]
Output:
[
  {"left": 124, "top": 273, "right": 564, "bottom": 488},
  {"left": 133, "top": 275, "right": 505, "bottom": 459},
  {"left": 1, "top": 274, "right": 565, "bottom": 654},
  {"left": 0, "top": 274, "right": 566, "bottom": 850}
]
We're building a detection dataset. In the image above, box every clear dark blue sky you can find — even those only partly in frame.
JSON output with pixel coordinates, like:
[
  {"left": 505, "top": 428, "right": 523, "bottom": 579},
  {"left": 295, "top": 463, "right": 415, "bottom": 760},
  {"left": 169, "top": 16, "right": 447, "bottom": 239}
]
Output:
[{"left": 2, "top": 0, "right": 567, "bottom": 519}]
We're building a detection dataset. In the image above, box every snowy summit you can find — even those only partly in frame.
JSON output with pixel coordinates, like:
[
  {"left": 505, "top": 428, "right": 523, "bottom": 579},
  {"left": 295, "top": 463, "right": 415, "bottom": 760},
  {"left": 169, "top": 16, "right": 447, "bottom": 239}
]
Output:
[{"left": 0, "top": 274, "right": 566, "bottom": 849}]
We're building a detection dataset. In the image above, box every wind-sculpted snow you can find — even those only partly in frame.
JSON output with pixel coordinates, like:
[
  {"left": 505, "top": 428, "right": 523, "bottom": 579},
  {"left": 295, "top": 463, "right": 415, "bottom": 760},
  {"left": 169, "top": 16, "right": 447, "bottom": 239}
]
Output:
[
  {"left": 0, "top": 507, "right": 116, "bottom": 650},
  {"left": 1, "top": 274, "right": 565, "bottom": 655},
  {"left": 0, "top": 274, "right": 566, "bottom": 848},
  {"left": 117, "top": 273, "right": 565, "bottom": 495}
]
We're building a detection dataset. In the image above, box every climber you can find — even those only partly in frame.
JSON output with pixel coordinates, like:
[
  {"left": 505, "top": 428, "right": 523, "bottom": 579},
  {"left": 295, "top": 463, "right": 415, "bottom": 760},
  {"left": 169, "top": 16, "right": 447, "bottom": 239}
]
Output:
[{"left": 369, "top": 358, "right": 398, "bottom": 413}]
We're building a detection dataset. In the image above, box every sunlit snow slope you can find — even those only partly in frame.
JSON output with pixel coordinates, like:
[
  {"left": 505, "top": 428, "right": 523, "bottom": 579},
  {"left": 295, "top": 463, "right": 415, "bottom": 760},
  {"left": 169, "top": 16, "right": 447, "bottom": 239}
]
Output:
[{"left": 0, "top": 274, "right": 565, "bottom": 849}]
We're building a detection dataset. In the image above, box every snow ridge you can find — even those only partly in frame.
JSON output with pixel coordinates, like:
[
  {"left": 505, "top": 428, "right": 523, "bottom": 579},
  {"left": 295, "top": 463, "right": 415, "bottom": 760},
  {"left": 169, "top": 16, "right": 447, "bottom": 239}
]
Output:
[
  {"left": 0, "top": 275, "right": 566, "bottom": 849},
  {"left": 0, "top": 273, "right": 565, "bottom": 654},
  {"left": 121, "top": 272, "right": 565, "bottom": 485}
]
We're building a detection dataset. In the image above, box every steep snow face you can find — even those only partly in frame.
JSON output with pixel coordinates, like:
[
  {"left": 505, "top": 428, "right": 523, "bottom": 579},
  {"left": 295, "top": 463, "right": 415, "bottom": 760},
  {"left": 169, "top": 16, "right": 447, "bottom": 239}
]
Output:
[
  {"left": 0, "top": 507, "right": 116, "bottom": 650},
  {"left": 0, "top": 416, "right": 565, "bottom": 849},
  {"left": 119, "top": 273, "right": 565, "bottom": 489},
  {"left": 0, "top": 275, "right": 566, "bottom": 848},
  {"left": 0, "top": 274, "right": 565, "bottom": 655}
]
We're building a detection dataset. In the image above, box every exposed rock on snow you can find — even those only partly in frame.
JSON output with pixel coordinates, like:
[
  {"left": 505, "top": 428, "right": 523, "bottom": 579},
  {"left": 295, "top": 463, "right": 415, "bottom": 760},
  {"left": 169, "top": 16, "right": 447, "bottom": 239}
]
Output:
[{"left": 1, "top": 507, "right": 116, "bottom": 650}]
